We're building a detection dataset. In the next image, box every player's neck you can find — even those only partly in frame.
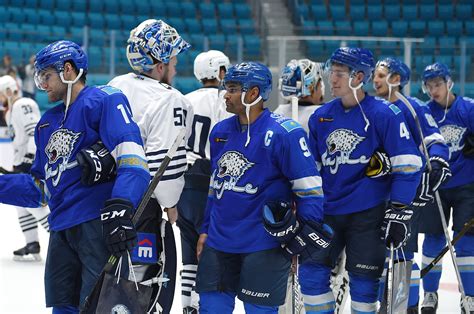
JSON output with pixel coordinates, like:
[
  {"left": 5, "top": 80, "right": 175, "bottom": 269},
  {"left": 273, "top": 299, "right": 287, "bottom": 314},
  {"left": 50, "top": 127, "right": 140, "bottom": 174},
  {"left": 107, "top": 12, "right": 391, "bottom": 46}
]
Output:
[
  {"left": 238, "top": 106, "right": 264, "bottom": 125},
  {"left": 341, "top": 89, "right": 365, "bottom": 108},
  {"left": 63, "top": 82, "right": 85, "bottom": 106}
]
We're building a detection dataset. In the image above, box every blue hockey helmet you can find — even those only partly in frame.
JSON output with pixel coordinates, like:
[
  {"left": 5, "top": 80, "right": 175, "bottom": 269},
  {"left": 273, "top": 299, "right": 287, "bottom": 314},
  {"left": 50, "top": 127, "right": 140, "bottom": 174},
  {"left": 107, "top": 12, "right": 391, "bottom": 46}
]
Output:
[
  {"left": 126, "top": 19, "right": 190, "bottom": 72},
  {"left": 327, "top": 47, "right": 375, "bottom": 84},
  {"left": 422, "top": 62, "right": 451, "bottom": 84},
  {"left": 34, "top": 40, "right": 87, "bottom": 74},
  {"left": 376, "top": 57, "right": 411, "bottom": 88},
  {"left": 223, "top": 62, "right": 272, "bottom": 101}
]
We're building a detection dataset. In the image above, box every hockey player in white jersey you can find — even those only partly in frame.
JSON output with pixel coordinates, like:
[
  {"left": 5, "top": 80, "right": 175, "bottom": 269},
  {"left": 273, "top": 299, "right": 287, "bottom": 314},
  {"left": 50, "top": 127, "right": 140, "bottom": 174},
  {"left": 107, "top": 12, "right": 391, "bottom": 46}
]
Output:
[
  {"left": 176, "top": 50, "right": 231, "bottom": 313},
  {"left": 276, "top": 59, "right": 325, "bottom": 132},
  {"left": 108, "top": 19, "right": 193, "bottom": 313},
  {"left": 0, "top": 75, "right": 50, "bottom": 261}
]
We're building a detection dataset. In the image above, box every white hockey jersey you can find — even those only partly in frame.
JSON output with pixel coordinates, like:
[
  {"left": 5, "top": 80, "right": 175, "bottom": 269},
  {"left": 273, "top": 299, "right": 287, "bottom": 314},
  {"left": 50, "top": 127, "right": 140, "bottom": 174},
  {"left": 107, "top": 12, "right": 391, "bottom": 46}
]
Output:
[
  {"left": 184, "top": 87, "right": 231, "bottom": 164},
  {"left": 5, "top": 97, "right": 40, "bottom": 166},
  {"left": 274, "top": 101, "right": 321, "bottom": 133},
  {"left": 109, "top": 73, "right": 194, "bottom": 208}
]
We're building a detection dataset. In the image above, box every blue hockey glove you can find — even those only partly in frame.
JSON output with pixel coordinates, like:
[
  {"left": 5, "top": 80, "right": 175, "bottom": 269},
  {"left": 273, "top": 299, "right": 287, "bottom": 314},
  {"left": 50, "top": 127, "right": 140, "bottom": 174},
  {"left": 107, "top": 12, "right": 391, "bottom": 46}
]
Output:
[
  {"left": 101, "top": 198, "right": 137, "bottom": 257},
  {"left": 76, "top": 141, "right": 116, "bottom": 186},
  {"left": 366, "top": 151, "right": 391, "bottom": 178},
  {"left": 381, "top": 203, "right": 412, "bottom": 250},
  {"left": 263, "top": 201, "right": 333, "bottom": 260}
]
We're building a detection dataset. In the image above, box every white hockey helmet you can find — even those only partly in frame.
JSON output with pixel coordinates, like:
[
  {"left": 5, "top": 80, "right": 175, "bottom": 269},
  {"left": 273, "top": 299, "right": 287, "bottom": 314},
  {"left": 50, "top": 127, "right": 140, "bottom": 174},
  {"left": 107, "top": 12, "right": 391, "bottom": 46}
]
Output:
[
  {"left": 193, "top": 50, "right": 230, "bottom": 82},
  {"left": 0, "top": 75, "right": 19, "bottom": 96},
  {"left": 126, "top": 19, "right": 191, "bottom": 72}
]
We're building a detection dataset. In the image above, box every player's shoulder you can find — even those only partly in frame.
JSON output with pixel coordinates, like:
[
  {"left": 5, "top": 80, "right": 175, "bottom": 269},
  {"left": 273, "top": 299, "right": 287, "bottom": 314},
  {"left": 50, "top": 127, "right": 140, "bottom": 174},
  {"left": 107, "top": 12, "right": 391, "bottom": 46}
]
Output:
[
  {"left": 185, "top": 87, "right": 218, "bottom": 102},
  {"left": 13, "top": 97, "right": 40, "bottom": 110},
  {"left": 459, "top": 96, "right": 474, "bottom": 107},
  {"left": 267, "top": 111, "right": 304, "bottom": 134},
  {"left": 367, "top": 95, "right": 403, "bottom": 118}
]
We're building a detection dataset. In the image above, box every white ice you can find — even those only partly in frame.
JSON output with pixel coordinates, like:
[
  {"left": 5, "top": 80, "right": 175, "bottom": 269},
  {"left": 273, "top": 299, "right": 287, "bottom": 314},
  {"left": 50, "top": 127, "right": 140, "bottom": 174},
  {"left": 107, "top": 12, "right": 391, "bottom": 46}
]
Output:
[{"left": 0, "top": 142, "right": 461, "bottom": 313}]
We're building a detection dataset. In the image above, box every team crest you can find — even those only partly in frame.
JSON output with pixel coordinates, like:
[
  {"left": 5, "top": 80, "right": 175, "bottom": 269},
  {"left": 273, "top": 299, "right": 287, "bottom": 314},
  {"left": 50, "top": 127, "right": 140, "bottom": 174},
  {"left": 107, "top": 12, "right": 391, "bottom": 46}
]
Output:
[
  {"left": 212, "top": 151, "right": 258, "bottom": 199},
  {"left": 322, "top": 129, "right": 369, "bottom": 174},
  {"left": 440, "top": 124, "right": 466, "bottom": 155},
  {"left": 44, "top": 128, "right": 80, "bottom": 186}
]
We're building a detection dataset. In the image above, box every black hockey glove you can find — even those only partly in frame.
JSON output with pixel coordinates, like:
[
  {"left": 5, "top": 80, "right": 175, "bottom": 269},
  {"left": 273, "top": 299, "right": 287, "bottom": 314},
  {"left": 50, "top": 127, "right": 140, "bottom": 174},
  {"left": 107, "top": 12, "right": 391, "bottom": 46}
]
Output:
[
  {"left": 428, "top": 156, "right": 451, "bottom": 192},
  {"left": 8, "top": 153, "right": 35, "bottom": 174},
  {"left": 366, "top": 151, "right": 391, "bottom": 178},
  {"left": 263, "top": 201, "right": 333, "bottom": 260},
  {"left": 101, "top": 198, "right": 137, "bottom": 257},
  {"left": 412, "top": 170, "right": 433, "bottom": 207},
  {"left": 381, "top": 203, "right": 413, "bottom": 250},
  {"left": 463, "top": 134, "right": 474, "bottom": 157},
  {"left": 76, "top": 141, "right": 116, "bottom": 186}
]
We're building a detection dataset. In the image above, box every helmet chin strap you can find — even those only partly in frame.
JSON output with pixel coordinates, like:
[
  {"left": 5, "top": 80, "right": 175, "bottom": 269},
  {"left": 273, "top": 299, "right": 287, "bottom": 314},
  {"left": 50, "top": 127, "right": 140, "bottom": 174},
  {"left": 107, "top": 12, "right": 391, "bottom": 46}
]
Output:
[
  {"left": 59, "top": 68, "right": 84, "bottom": 119},
  {"left": 385, "top": 73, "right": 400, "bottom": 101},
  {"left": 348, "top": 76, "right": 370, "bottom": 132},
  {"left": 240, "top": 92, "right": 262, "bottom": 147},
  {"left": 439, "top": 79, "right": 454, "bottom": 123}
]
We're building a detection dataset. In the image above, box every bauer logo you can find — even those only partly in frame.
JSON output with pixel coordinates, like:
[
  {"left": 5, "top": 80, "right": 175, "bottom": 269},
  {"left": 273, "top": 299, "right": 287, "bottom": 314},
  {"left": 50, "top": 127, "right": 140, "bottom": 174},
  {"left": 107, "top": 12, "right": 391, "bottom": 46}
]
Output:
[{"left": 131, "top": 232, "right": 158, "bottom": 264}]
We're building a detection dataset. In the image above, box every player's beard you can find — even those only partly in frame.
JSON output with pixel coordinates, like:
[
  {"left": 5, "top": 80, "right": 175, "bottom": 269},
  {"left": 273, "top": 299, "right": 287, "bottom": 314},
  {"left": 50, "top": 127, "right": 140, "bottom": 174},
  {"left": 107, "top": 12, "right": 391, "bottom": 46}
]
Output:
[{"left": 161, "top": 66, "right": 172, "bottom": 86}]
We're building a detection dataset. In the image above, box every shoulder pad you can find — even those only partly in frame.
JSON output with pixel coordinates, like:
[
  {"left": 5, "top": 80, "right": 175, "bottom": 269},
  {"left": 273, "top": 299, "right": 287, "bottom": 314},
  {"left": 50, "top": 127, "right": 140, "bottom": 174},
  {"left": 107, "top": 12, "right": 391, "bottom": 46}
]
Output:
[
  {"left": 98, "top": 85, "right": 122, "bottom": 95},
  {"left": 270, "top": 113, "right": 303, "bottom": 133}
]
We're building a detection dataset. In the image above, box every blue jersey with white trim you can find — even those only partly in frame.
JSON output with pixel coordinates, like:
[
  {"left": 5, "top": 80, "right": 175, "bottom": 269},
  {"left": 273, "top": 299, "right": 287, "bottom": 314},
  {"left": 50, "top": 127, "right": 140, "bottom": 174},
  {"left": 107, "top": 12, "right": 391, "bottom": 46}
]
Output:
[
  {"left": 0, "top": 86, "right": 150, "bottom": 231},
  {"left": 393, "top": 96, "right": 449, "bottom": 163},
  {"left": 201, "top": 109, "right": 324, "bottom": 253},
  {"left": 427, "top": 96, "right": 474, "bottom": 188},
  {"left": 308, "top": 94, "right": 422, "bottom": 215}
]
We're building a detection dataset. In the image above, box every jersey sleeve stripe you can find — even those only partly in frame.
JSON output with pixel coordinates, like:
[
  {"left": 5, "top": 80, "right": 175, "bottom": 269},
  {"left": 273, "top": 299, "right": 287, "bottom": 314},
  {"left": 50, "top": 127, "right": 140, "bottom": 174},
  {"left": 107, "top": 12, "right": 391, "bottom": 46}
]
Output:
[
  {"left": 146, "top": 146, "right": 186, "bottom": 157},
  {"left": 117, "top": 154, "right": 149, "bottom": 172},
  {"left": 149, "top": 171, "right": 185, "bottom": 181},
  {"left": 390, "top": 154, "right": 422, "bottom": 174},
  {"left": 149, "top": 162, "right": 187, "bottom": 172},
  {"left": 424, "top": 133, "right": 446, "bottom": 147},
  {"left": 291, "top": 176, "right": 324, "bottom": 198},
  {"left": 112, "top": 141, "right": 147, "bottom": 161}
]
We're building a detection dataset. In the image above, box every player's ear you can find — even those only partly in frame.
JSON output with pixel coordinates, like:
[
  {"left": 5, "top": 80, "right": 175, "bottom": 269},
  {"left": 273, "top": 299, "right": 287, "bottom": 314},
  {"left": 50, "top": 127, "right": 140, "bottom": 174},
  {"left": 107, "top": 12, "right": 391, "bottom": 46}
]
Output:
[{"left": 63, "top": 62, "right": 75, "bottom": 80}]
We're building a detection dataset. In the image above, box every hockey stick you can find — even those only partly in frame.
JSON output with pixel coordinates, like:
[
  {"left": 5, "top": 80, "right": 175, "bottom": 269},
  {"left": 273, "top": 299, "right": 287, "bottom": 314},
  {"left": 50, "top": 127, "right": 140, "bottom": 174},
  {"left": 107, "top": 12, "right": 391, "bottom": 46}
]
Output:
[
  {"left": 386, "top": 244, "right": 395, "bottom": 314},
  {"left": 291, "top": 96, "right": 299, "bottom": 122},
  {"left": 81, "top": 128, "right": 186, "bottom": 312},
  {"left": 394, "top": 91, "right": 468, "bottom": 310},
  {"left": 331, "top": 250, "right": 349, "bottom": 313},
  {"left": 421, "top": 217, "right": 474, "bottom": 278}
]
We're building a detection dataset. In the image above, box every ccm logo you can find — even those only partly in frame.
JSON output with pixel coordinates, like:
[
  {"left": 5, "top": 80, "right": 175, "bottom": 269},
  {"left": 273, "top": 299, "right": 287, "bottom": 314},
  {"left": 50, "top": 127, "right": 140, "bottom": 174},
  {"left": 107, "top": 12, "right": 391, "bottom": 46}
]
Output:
[
  {"left": 101, "top": 209, "right": 126, "bottom": 221},
  {"left": 308, "top": 233, "right": 330, "bottom": 248}
]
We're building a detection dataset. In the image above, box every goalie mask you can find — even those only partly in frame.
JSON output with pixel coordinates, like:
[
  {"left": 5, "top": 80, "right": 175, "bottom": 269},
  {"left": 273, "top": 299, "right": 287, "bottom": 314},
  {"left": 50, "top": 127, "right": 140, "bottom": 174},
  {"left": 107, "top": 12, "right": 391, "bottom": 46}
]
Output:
[{"left": 126, "top": 19, "right": 191, "bottom": 73}]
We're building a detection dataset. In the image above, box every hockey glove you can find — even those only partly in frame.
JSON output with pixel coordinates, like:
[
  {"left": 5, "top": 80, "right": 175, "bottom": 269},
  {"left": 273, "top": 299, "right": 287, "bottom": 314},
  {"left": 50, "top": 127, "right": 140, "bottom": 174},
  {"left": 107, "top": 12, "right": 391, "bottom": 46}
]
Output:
[
  {"left": 76, "top": 141, "right": 116, "bottom": 186},
  {"left": 381, "top": 203, "right": 413, "bottom": 250},
  {"left": 412, "top": 170, "right": 433, "bottom": 207},
  {"left": 463, "top": 134, "right": 474, "bottom": 157},
  {"left": 101, "top": 198, "right": 137, "bottom": 257},
  {"left": 366, "top": 151, "right": 391, "bottom": 178},
  {"left": 263, "top": 201, "right": 333, "bottom": 260},
  {"left": 428, "top": 156, "right": 451, "bottom": 191}
]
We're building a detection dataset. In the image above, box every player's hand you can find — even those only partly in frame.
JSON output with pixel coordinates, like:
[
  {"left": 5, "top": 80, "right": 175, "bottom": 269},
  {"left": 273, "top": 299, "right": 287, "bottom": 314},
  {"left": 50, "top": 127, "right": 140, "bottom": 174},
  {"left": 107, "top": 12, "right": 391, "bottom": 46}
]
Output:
[
  {"left": 101, "top": 198, "right": 137, "bottom": 257},
  {"left": 428, "top": 156, "right": 451, "bottom": 192},
  {"left": 381, "top": 203, "right": 412, "bottom": 249},
  {"left": 165, "top": 206, "right": 178, "bottom": 224},
  {"left": 366, "top": 151, "right": 391, "bottom": 178},
  {"left": 76, "top": 141, "right": 116, "bottom": 186},
  {"left": 196, "top": 233, "right": 208, "bottom": 261}
]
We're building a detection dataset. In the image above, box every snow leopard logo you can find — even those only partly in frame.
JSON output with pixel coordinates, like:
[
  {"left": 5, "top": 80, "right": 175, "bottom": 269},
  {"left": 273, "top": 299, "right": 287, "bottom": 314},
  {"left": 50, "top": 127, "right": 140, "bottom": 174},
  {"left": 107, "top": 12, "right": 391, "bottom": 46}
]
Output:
[
  {"left": 44, "top": 128, "right": 80, "bottom": 186},
  {"left": 322, "top": 129, "right": 368, "bottom": 174},
  {"left": 46, "top": 129, "right": 80, "bottom": 164},
  {"left": 213, "top": 151, "right": 258, "bottom": 199},
  {"left": 326, "top": 129, "right": 365, "bottom": 156},
  {"left": 217, "top": 151, "right": 254, "bottom": 181},
  {"left": 440, "top": 124, "right": 466, "bottom": 154},
  {"left": 111, "top": 304, "right": 130, "bottom": 314}
]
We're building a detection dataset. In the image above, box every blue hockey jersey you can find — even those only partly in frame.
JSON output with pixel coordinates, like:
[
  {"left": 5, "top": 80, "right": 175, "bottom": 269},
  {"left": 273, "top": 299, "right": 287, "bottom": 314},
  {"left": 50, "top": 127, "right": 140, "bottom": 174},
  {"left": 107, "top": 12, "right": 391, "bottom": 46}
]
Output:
[
  {"left": 0, "top": 86, "right": 150, "bottom": 231},
  {"left": 393, "top": 96, "right": 449, "bottom": 162},
  {"left": 308, "top": 94, "right": 422, "bottom": 215},
  {"left": 427, "top": 96, "right": 474, "bottom": 188},
  {"left": 201, "top": 109, "right": 324, "bottom": 253}
]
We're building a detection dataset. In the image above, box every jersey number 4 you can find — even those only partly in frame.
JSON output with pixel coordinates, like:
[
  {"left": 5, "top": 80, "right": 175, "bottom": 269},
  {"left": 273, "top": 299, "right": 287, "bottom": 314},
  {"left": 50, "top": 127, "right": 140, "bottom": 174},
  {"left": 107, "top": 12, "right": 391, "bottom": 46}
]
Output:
[{"left": 400, "top": 122, "right": 410, "bottom": 140}]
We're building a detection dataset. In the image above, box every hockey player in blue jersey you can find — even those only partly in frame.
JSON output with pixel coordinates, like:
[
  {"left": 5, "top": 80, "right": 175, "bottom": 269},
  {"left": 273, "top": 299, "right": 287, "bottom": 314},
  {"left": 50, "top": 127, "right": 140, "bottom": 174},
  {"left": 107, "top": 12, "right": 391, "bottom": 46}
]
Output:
[
  {"left": 306, "top": 47, "right": 423, "bottom": 313},
  {"left": 0, "top": 41, "right": 150, "bottom": 313},
  {"left": 418, "top": 62, "right": 474, "bottom": 313},
  {"left": 373, "top": 57, "right": 450, "bottom": 313},
  {"left": 195, "top": 62, "right": 332, "bottom": 314}
]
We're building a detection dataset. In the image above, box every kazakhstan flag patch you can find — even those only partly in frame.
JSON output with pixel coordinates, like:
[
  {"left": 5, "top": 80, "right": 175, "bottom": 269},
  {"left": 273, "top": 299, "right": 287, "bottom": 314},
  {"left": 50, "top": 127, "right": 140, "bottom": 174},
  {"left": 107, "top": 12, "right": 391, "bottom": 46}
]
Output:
[{"left": 281, "top": 119, "right": 302, "bottom": 132}]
